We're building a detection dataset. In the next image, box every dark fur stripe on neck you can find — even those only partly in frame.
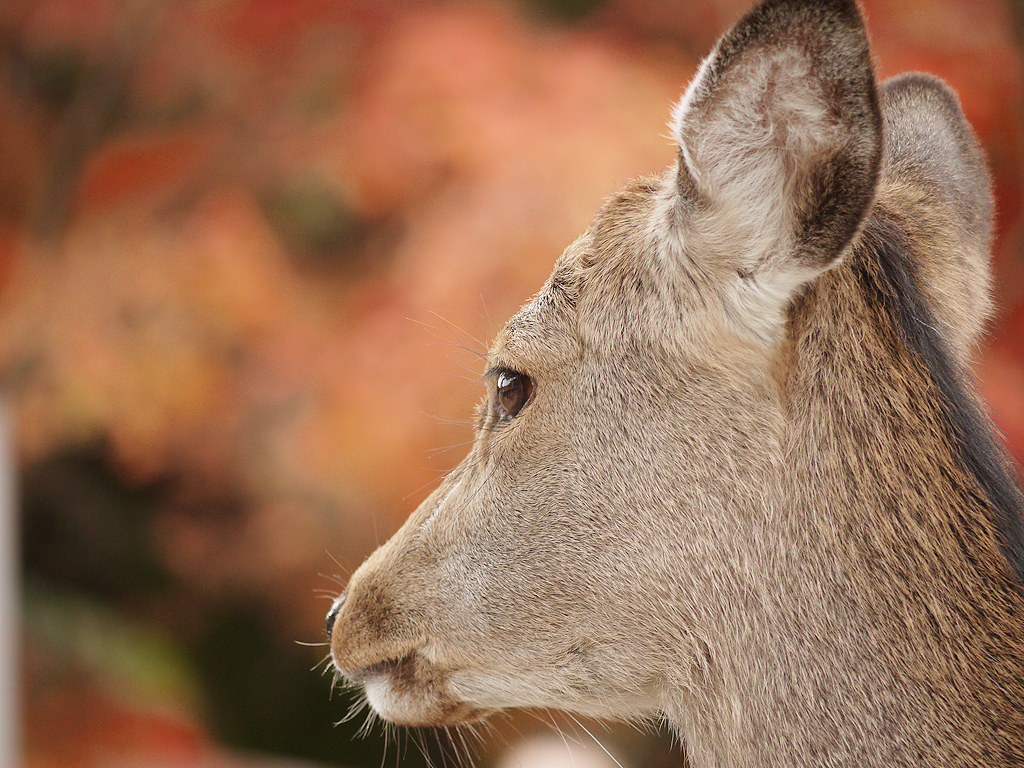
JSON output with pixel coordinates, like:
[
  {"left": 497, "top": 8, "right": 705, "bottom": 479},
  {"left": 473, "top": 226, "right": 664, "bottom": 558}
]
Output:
[{"left": 860, "top": 214, "right": 1024, "bottom": 585}]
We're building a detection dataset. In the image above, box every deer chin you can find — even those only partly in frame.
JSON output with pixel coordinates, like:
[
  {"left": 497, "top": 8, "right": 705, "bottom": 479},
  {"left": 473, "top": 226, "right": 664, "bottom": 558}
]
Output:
[{"left": 356, "top": 654, "right": 493, "bottom": 727}]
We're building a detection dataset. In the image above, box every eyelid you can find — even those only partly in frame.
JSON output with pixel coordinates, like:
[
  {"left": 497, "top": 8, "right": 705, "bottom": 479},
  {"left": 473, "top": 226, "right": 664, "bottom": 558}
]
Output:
[{"left": 484, "top": 364, "right": 515, "bottom": 381}]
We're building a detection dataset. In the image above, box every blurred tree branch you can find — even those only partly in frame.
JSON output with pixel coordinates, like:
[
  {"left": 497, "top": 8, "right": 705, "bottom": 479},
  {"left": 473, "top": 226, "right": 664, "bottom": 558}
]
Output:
[{"left": 29, "top": 0, "right": 158, "bottom": 245}]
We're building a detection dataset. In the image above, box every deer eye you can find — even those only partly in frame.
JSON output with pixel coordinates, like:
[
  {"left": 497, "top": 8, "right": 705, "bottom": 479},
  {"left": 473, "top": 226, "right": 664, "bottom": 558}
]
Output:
[{"left": 496, "top": 369, "right": 534, "bottom": 419}]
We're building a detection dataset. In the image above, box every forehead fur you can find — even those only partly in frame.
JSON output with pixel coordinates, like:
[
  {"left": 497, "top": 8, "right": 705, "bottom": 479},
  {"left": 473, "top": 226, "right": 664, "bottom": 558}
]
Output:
[
  {"left": 560, "top": 176, "right": 735, "bottom": 358},
  {"left": 490, "top": 251, "right": 582, "bottom": 372}
]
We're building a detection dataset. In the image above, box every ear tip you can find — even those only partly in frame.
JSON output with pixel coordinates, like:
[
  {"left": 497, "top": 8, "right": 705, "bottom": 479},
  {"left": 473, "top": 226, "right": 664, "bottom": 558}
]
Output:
[
  {"left": 667, "top": 0, "right": 883, "bottom": 276},
  {"left": 719, "top": 0, "right": 873, "bottom": 70},
  {"left": 672, "top": 0, "right": 879, "bottom": 144},
  {"left": 746, "top": 0, "right": 865, "bottom": 24}
]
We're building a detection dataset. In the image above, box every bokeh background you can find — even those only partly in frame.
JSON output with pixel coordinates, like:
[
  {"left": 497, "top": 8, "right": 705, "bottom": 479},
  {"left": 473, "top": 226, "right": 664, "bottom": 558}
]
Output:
[{"left": 3, "top": 0, "right": 1023, "bottom": 766}]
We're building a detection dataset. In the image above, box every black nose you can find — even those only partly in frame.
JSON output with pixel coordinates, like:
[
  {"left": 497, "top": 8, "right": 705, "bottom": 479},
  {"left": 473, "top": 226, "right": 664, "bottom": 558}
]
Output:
[{"left": 325, "top": 592, "right": 346, "bottom": 638}]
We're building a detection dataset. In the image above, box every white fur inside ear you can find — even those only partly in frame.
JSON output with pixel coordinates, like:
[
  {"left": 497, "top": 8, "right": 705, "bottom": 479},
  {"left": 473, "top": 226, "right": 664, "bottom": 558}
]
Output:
[
  {"left": 724, "top": 265, "right": 821, "bottom": 346},
  {"left": 665, "top": 43, "right": 857, "bottom": 345},
  {"left": 673, "top": 46, "right": 844, "bottom": 274},
  {"left": 646, "top": 172, "right": 829, "bottom": 349}
]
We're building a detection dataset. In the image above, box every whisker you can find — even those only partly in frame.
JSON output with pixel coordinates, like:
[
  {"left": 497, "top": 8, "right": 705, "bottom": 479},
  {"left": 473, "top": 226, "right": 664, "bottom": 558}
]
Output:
[
  {"left": 305, "top": 649, "right": 333, "bottom": 673},
  {"left": 378, "top": 719, "right": 390, "bottom": 768},
  {"left": 400, "top": 443, "right": 500, "bottom": 504},
  {"left": 565, "top": 714, "right": 628, "bottom": 768},
  {"left": 423, "top": 309, "right": 490, "bottom": 350},
  {"left": 340, "top": 692, "right": 370, "bottom": 725},
  {"left": 407, "top": 727, "right": 433, "bottom": 768},
  {"left": 475, "top": 295, "right": 496, "bottom": 338},
  {"left": 485, "top": 717, "right": 528, "bottom": 768},
  {"left": 451, "top": 724, "right": 477, "bottom": 768},
  {"left": 323, "top": 552, "right": 353, "bottom": 576},
  {"left": 425, "top": 440, "right": 479, "bottom": 460},
  {"left": 545, "top": 711, "right": 580, "bottom": 768},
  {"left": 357, "top": 702, "right": 380, "bottom": 739}
]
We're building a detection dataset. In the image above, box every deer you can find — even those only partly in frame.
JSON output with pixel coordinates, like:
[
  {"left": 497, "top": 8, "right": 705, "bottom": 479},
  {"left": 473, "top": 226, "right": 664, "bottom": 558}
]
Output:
[{"left": 324, "top": 0, "right": 1024, "bottom": 765}]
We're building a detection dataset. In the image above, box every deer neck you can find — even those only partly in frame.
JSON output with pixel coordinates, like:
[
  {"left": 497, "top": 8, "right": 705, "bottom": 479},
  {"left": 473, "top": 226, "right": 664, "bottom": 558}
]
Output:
[{"left": 673, "top": 217, "right": 1024, "bottom": 768}]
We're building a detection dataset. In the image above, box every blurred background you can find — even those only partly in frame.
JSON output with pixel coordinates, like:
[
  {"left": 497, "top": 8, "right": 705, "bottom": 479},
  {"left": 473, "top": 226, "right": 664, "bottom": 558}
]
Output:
[{"left": 1, "top": 0, "right": 1023, "bottom": 766}]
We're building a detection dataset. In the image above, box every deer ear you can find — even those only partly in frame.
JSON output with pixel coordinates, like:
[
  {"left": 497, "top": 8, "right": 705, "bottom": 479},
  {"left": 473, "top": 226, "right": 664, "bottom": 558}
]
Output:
[{"left": 672, "top": 0, "right": 881, "bottom": 297}]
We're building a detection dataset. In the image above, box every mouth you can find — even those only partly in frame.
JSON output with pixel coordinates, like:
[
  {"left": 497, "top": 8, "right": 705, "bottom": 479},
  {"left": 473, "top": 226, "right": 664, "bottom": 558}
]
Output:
[
  {"left": 345, "top": 653, "right": 493, "bottom": 727},
  {"left": 346, "top": 657, "right": 401, "bottom": 685}
]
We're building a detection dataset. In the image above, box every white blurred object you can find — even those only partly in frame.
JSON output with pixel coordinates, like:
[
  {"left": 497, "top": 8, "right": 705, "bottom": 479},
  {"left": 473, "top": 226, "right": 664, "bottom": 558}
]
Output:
[{"left": 494, "top": 734, "right": 629, "bottom": 768}]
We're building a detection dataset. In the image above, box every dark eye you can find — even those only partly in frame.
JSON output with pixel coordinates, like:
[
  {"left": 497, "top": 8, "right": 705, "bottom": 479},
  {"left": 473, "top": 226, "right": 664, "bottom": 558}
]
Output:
[{"left": 496, "top": 369, "right": 534, "bottom": 419}]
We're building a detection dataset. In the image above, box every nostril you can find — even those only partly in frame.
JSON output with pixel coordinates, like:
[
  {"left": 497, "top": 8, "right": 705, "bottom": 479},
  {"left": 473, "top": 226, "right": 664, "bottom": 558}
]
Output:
[{"left": 325, "top": 592, "right": 346, "bottom": 638}]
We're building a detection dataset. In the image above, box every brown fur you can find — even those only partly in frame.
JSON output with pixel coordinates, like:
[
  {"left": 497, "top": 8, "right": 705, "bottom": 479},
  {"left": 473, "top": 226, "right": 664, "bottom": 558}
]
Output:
[{"left": 326, "top": 1, "right": 1024, "bottom": 765}]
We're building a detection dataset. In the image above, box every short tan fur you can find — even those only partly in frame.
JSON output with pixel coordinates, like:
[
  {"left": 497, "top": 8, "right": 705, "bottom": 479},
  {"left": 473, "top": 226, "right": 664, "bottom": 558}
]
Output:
[{"left": 326, "top": 1, "right": 1024, "bottom": 765}]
